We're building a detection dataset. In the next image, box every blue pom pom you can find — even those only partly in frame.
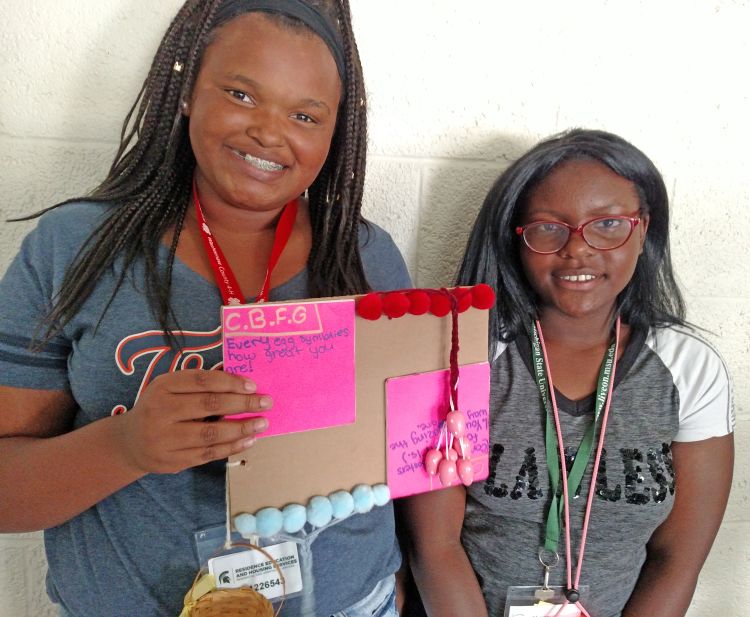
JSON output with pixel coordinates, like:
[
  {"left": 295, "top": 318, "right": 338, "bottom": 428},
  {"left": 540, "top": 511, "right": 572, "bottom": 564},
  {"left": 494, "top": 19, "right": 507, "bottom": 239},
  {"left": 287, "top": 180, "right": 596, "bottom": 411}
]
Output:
[
  {"left": 329, "top": 490, "right": 355, "bottom": 519},
  {"left": 234, "top": 513, "right": 257, "bottom": 537},
  {"left": 372, "top": 484, "right": 391, "bottom": 507},
  {"left": 306, "top": 496, "right": 333, "bottom": 528},
  {"left": 282, "top": 504, "right": 307, "bottom": 534},
  {"left": 256, "top": 507, "right": 283, "bottom": 537},
  {"left": 352, "top": 485, "right": 374, "bottom": 514}
]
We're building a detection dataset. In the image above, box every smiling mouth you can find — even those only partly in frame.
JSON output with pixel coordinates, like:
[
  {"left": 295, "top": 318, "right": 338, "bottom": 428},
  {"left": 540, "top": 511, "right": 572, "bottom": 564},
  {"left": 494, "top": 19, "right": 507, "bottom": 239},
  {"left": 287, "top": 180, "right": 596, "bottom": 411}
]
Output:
[
  {"left": 232, "top": 149, "right": 284, "bottom": 172},
  {"left": 557, "top": 274, "right": 598, "bottom": 282}
]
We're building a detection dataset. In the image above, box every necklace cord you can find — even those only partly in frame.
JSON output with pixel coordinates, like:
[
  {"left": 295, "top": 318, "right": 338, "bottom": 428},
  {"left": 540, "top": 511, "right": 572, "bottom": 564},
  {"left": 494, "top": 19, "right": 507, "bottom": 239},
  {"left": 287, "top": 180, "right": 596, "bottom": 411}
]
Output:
[
  {"left": 572, "top": 317, "right": 620, "bottom": 591},
  {"left": 535, "top": 320, "right": 574, "bottom": 587},
  {"left": 535, "top": 316, "right": 621, "bottom": 615},
  {"left": 192, "top": 177, "right": 298, "bottom": 304}
]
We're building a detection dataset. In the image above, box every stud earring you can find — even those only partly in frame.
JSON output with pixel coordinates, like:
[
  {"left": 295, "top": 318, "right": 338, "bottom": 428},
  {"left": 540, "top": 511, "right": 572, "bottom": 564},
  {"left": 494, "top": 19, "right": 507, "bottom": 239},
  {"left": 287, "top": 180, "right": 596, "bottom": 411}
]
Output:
[
  {"left": 180, "top": 100, "right": 189, "bottom": 113},
  {"left": 173, "top": 60, "right": 184, "bottom": 73}
]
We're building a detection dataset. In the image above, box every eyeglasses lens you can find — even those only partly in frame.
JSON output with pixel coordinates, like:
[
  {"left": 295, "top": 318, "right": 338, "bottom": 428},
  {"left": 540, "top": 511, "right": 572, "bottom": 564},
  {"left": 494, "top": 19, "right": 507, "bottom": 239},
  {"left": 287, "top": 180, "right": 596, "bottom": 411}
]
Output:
[
  {"left": 582, "top": 218, "right": 633, "bottom": 250},
  {"left": 524, "top": 218, "right": 634, "bottom": 253},
  {"left": 523, "top": 224, "right": 569, "bottom": 253}
]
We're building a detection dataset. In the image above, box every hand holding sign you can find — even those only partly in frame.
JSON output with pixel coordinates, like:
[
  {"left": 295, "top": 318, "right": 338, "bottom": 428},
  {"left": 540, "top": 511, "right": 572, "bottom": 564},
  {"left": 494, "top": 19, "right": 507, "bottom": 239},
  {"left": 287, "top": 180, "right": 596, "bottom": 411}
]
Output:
[{"left": 116, "top": 369, "right": 270, "bottom": 474}]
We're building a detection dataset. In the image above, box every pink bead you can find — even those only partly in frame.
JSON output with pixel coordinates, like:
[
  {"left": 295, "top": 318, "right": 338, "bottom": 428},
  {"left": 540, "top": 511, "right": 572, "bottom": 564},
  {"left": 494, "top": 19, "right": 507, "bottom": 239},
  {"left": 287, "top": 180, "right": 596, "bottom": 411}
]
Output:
[
  {"left": 457, "top": 459, "right": 474, "bottom": 486},
  {"left": 423, "top": 448, "right": 443, "bottom": 476},
  {"left": 446, "top": 447, "right": 459, "bottom": 461},
  {"left": 438, "top": 459, "right": 458, "bottom": 487},
  {"left": 445, "top": 411, "right": 466, "bottom": 438}
]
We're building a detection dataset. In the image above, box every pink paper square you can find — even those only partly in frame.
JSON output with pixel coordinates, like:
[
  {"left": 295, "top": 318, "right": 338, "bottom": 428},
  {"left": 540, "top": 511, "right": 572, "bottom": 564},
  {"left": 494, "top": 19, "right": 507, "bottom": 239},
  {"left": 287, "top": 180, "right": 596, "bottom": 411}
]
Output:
[
  {"left": 222, "top": 299, "right": 355, "bottom": 437},
  {"left": 386, "top": 362, "right": 491, "bottom": 498}
]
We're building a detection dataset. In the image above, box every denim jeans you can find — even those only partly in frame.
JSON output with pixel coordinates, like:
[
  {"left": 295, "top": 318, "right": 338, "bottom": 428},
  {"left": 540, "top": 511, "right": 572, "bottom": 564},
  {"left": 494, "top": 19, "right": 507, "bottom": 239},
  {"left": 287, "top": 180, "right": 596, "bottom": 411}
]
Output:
[
  {"left": 330, "top": 573, "right": 398, "bottom": 617},
  {"left": 58, "top": 574, "right": 398, "bottom": 617}
]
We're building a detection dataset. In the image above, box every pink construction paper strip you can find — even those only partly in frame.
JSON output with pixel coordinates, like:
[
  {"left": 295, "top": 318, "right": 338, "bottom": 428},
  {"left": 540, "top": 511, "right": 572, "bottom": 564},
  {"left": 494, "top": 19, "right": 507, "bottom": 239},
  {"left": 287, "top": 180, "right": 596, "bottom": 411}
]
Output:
[
  {"left": 221, "top": 299, "right": 356, "bottom": 437},
  {"left": 386, "top": 362, "right": 490, "bottom": 498}
]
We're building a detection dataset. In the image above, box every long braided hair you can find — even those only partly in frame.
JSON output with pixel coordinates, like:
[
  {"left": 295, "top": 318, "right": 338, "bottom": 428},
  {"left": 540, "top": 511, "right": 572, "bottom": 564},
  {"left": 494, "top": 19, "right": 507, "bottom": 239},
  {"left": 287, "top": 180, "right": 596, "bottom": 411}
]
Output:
[{"left": 24, "top": 0, "right": 369, "bottom": 343}]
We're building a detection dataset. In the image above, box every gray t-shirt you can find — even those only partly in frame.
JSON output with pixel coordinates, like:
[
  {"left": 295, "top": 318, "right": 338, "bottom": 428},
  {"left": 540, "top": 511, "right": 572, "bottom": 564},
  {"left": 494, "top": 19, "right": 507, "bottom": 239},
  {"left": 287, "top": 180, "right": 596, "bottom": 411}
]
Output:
[
  {"left": 463, "top": 326, "right": 733, "bottom": 617},
  {"left": 0, "top": 202, "right": 411, "bottom": 617}
]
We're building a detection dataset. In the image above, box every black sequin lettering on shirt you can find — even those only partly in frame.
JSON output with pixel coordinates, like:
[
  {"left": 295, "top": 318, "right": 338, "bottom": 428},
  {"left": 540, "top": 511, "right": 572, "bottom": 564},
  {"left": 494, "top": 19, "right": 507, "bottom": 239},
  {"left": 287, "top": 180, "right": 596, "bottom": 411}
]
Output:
[
  {"left": 595, "top": 447, "right": 622, "bottom": 502},
  {"left": 621, "top": 448, "right": 651, "bottom": 505},
  {"left": 484, "top": 444, "right": 543, "bottom": 500},
  {"left": 484, "top": 443, "right": 508, "bottom": 498},
  {"left": 526, "top": 448, "right": 543, "bottom": 500},
  {"left": 646, "top": 443, "right": 676, "bottom": 503},
  {"left": 511, "top": 448, "right": 543, "bottom": 500},
  {"left": 661, "top": 442, "right": 676, "bottom": 494}
]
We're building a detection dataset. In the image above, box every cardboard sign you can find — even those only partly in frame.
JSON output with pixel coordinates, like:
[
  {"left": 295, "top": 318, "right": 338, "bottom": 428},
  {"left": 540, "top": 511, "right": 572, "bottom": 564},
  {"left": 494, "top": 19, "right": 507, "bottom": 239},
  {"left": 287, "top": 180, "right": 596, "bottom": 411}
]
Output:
[
  {"left": 227, "top": 295, "right": 489, "bottom": 514},
  {"left": 222, "top": 299, "right": 356, "bottom": 437},
  {"left": 386, "top": 362, "right": 490, "bottom": 498}
]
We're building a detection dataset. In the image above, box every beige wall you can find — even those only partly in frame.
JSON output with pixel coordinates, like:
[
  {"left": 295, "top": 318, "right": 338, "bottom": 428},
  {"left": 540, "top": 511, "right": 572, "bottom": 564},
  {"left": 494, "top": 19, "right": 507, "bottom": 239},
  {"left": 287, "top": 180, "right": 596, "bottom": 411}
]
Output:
[{"left": 1, "top": 1, "right": 748, "bottom": 615}]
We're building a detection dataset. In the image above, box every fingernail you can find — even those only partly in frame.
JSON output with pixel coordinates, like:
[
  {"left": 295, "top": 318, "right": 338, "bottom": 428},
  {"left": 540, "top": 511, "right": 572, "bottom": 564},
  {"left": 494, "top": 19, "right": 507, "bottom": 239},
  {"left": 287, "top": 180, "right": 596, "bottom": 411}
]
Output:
[
  {"left": 243, "top": 380, "right": 257, "bottom": 392},
  {"left": 259, "top": 396, "right": 272, "bottom": 409},
  {"left": 253, "top": 418, "right": 268, "bottom": 432},
  {"left": 241, "top": 438, "right": 256, "bottom": 449}
]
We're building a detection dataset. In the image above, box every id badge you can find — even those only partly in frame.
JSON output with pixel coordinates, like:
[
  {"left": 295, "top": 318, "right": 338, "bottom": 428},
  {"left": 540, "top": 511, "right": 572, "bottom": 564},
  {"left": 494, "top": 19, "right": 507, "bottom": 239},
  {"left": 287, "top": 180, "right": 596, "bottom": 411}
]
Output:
[
  {"left": 208, "top": 541, "right": 302, "bottom": 600},
  {"left": 194, "top": 524, "right": 305, "bottom": 602},
  {"left": 504, "top": 585, "right": 589, "bottom": 617}
]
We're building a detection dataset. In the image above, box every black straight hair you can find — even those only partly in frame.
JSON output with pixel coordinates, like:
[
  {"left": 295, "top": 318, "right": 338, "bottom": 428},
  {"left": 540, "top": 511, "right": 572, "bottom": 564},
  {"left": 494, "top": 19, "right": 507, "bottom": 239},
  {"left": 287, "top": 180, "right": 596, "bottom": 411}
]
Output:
[
  {"left": 18, "top": 0, "right": 369, "bottom": 344},
  {"left": 457, "top": 128, "right": 686, "bottom": 342}
]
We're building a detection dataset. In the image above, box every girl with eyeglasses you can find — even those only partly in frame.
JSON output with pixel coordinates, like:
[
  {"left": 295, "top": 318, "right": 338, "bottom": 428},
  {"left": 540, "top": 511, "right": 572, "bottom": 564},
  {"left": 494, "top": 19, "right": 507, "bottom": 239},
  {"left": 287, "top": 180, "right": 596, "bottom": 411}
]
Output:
[{"left": 402, "top": 129, "right": 734, "bottom": 617}]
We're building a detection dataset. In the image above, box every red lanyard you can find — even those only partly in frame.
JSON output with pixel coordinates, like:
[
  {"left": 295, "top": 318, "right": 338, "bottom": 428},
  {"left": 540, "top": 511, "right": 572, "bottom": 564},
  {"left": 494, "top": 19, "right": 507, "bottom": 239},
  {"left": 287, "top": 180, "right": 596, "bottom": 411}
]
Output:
[{"left": 192, "top": 180, "right": 299, "bottom": 305}]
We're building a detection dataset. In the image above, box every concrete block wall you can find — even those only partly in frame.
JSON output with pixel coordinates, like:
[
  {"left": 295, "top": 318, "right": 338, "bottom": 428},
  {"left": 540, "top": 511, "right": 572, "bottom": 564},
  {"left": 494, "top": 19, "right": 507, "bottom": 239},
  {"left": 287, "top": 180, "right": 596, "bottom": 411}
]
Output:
[{"left": 1, "top": 1, "right": 748, "bottom": 614}]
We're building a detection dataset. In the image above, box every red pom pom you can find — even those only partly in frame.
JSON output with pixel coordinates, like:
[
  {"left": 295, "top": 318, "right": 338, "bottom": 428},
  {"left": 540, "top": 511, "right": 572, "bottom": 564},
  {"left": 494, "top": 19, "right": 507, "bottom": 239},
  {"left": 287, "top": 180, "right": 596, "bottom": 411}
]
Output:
[
  {"left": 407, "top": 291, "right": 431, "bottom": 315},
  {"left": 382, "top": 291, "right": 410, "bottom": 318},
  {"left": 453, "top": 287, "right": 473, "bottom": 313},
  {"left": 430, "top": 293, "right": 452, "bottom": 317},
  {"left": 471, "top": 284, "right": 496, "bottom": 310},
  {"left": 357, "top": 293, "right": 383, "bottom": 320}
]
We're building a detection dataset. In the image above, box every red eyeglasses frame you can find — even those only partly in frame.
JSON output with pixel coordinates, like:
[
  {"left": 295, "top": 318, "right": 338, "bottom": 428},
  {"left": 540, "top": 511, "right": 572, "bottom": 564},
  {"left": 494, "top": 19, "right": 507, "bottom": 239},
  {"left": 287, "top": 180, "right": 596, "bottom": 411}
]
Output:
[{"left": 515, "top": 214, "right": 642, "bottom": 254}]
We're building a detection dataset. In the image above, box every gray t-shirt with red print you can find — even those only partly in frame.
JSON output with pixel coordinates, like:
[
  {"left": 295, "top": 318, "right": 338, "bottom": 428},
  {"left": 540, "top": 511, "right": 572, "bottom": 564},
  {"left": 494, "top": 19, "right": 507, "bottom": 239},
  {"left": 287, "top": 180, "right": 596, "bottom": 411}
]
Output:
[
  {"left": 0, "top": 202, "right": 411, "bottom": 617},
  {"left": 463, "top": 326, "right": 733, "bottom": 617}
]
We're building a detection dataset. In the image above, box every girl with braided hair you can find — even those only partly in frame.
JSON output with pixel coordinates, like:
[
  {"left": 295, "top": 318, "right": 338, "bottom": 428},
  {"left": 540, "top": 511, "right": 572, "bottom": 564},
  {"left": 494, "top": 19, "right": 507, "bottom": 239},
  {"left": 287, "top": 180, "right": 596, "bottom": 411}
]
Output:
[{"left": 0, "top": 1, "right": 409, "bottom": 615}]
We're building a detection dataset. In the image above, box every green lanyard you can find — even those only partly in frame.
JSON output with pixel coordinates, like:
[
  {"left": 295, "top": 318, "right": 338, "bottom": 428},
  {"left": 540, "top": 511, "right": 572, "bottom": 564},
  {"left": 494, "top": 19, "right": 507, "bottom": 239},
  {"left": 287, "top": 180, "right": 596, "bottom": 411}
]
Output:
[{"left": 530, "top": 321, "right": 617, "bottom": 554}]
